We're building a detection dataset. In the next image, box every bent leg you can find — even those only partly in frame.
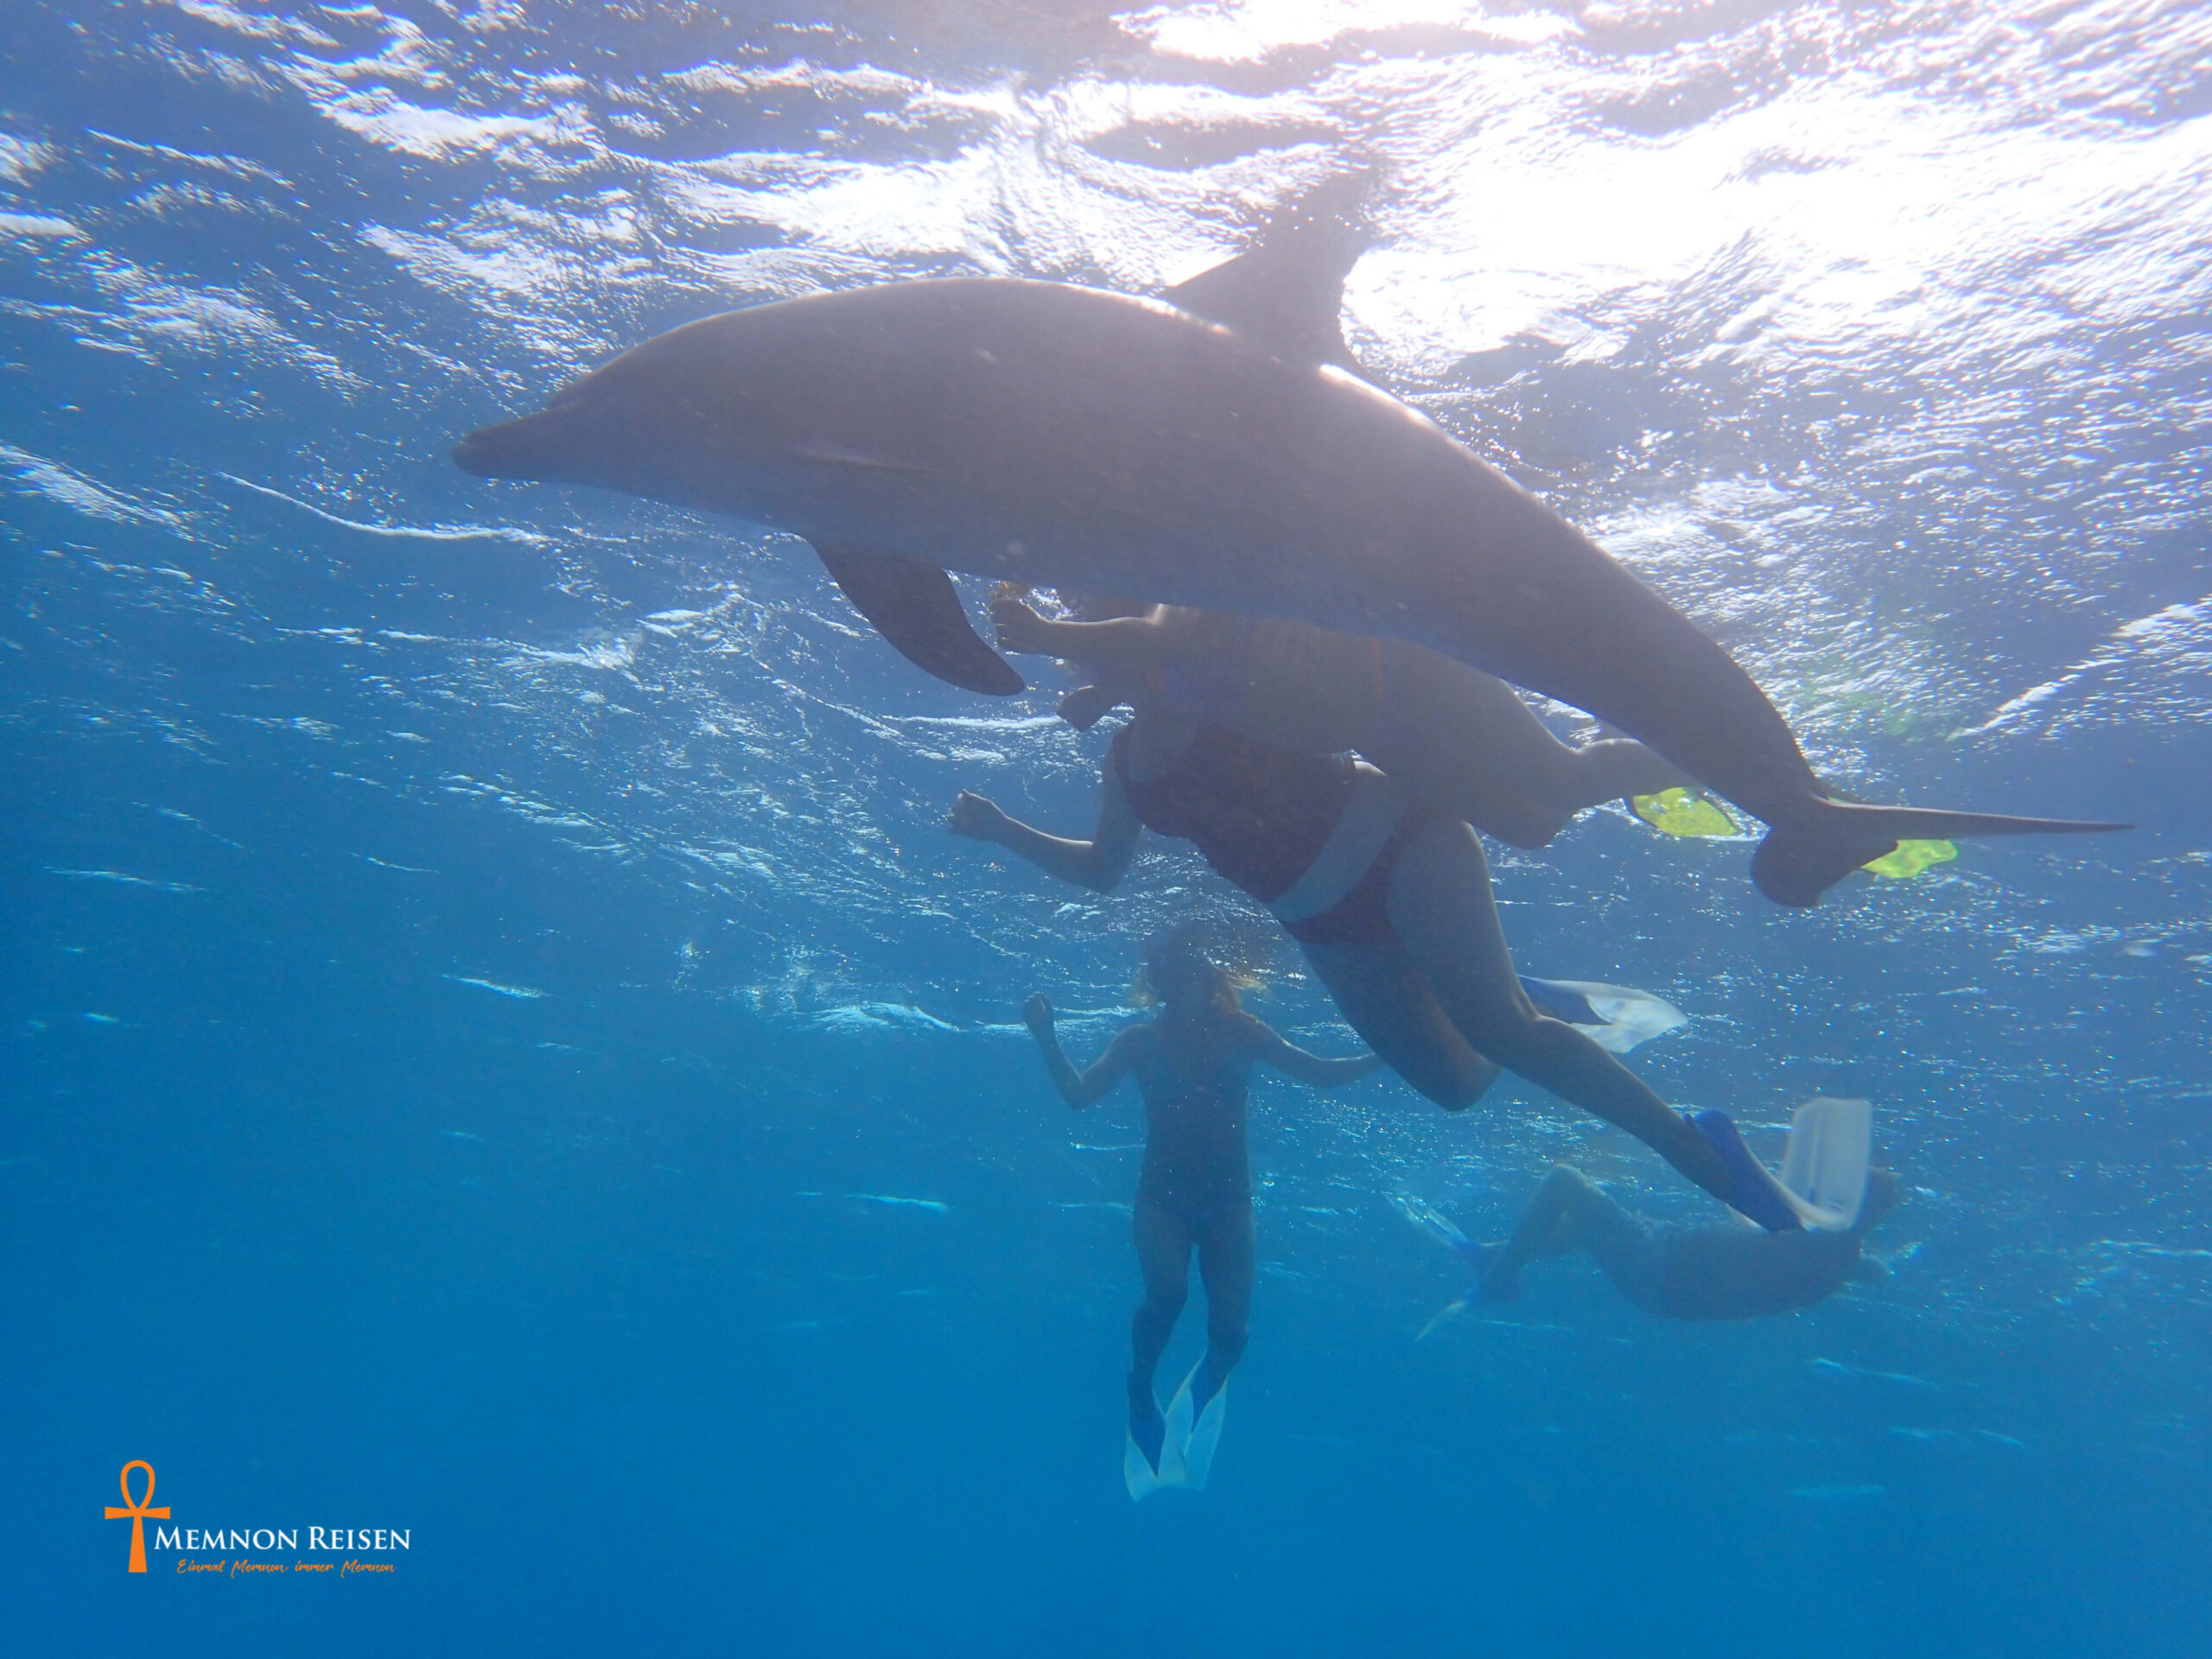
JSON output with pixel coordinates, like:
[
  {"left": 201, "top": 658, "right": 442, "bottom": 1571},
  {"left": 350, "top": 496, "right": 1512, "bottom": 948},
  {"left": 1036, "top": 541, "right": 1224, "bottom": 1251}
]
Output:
[
  {"left": 1190, "top": 1199, "right": 1256, "bottom": 1414},
  {"left": 1362, "top": 652, "right": 1580, "bottom": 847},
  {"left": 1370, "top": 648, "right": 1686, "bottom": 833},
  {"left": 1128, "top": 1192, "right": 1192, "bottom": 1465},
  {"left": 1383, "top": 817, "right": 1730, "bottom": 1199},
  {"left": 1483, "top": 1166, "right": 1643, "bottom": 1301},
  {"left": 1362, "top": 735, "right": 1572, "bottom": 849},
  {"left": 1554, "top": 736, "right": 1688, "bottom": 807},
  {"left": 1296, "top": 939, "right": 1500, "bottom": 1110}
]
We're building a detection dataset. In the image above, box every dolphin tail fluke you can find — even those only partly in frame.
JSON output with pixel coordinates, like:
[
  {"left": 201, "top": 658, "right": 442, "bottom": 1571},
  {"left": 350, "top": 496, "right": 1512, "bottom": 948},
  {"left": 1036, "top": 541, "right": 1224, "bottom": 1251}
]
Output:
[
  {"left": 811, "top": 543, "right": 1025, "bottom": 696},
  {"left": 1751, "top": 800, "right": 2131, "bottom": 907}
]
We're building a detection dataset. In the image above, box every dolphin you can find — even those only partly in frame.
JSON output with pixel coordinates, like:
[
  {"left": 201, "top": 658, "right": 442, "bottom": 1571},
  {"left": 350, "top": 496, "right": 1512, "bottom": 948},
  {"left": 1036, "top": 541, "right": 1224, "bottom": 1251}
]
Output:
[{"left": 452, "top": 189, "right": 2125, "bottom": 906}]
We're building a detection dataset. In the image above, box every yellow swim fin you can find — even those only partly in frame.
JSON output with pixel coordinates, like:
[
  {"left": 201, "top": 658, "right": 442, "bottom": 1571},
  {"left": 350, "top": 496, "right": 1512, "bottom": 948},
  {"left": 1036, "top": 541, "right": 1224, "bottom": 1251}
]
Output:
[
  {"left": 1861, "top": 839, "right": 1957, "bottom": 879},
  {"left": 1632, "top": 788, "right": 1739, "bottom": 838}
]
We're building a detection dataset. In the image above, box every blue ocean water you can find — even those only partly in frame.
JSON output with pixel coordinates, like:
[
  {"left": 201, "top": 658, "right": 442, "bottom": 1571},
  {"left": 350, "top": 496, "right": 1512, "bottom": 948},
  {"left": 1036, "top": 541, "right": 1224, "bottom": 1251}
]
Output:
[{"left": 5, "top": 1, "right": 2209, "bottom": 1652}]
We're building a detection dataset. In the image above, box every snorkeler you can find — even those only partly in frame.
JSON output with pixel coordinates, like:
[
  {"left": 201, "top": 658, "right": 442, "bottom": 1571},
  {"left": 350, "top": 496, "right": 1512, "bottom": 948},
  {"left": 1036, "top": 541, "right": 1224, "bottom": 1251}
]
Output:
[
  {"left": 948, "top": 710, "right": 1812, "bottom": 1231},
  {"left": 992, "top": 591, "right": 1687, "bottom": 849},
  {"left": 1408, "top": 1102, "right": 1900, "bottom": 1322},
  {"left": 1021, "top": 931, "right": 1380, "bottom": 1498}
]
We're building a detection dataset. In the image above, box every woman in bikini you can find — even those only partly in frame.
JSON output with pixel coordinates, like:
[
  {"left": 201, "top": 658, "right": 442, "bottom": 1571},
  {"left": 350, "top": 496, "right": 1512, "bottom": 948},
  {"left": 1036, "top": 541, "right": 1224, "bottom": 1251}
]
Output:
[
  {"left": 1022, "top": 929, "right": 1378, "bottom": 1497},
  {"left": 950, "top": 652, "right": 1807, "bottom": 1232}
]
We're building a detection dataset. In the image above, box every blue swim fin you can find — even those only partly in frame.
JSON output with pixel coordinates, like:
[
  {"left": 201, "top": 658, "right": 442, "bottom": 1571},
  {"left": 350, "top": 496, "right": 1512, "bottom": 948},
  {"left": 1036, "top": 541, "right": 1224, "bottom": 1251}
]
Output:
[{"left": 1690, "top": 1109, "right": 1806, "bottom": 1232}]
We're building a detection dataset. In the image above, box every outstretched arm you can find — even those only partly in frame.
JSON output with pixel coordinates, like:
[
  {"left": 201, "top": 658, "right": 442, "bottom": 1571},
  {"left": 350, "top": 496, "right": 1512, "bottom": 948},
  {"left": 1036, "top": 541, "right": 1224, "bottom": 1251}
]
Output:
[
  {"left": 992, "top": 594, "right": 1171, "bottom": 675},
  {"left": 946, "top": 760, "right": 1141, "bottom": 893},
  {"left": 1021, "top": 993, "right": 1140, "bottom": 1109},
  {"left": 1245, "top": 1018, "right": 1382, "bottom": 1089}
]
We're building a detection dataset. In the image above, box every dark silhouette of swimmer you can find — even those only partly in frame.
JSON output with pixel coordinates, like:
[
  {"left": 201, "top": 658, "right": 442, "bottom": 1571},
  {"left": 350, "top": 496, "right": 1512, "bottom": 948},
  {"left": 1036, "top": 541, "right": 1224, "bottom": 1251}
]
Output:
[
  {"left": 1022, "top": 931, "right": 1378, "bottom": 1488},
  {"left": 1430, "top": 1165, "right": 1905, "bottom": 1322}
]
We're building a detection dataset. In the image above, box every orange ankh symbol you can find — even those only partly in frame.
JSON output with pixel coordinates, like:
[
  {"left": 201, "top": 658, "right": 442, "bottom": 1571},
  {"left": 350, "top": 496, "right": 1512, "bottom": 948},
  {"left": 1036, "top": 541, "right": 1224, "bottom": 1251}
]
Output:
[{"left": 105, "top": 1462, "right": 168, "bottom": 1573}]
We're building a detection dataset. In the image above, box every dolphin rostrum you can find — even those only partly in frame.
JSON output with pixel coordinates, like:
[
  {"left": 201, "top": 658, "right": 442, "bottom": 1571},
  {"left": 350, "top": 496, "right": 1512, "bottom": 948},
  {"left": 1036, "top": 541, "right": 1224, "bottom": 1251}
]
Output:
[{"left": 453, "top": 192, "right": 2126, "bottom": 906}]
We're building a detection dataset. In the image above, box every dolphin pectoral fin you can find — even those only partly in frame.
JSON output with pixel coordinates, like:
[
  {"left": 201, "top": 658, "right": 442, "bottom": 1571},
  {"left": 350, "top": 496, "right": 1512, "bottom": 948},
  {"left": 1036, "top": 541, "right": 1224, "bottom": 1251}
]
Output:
[
  {"left": 810, "top": 543, "right": 1026, "bottom": 696},
  {"left": 1163, "top": 172, "right": 1376, "bottom": 375},
  {"left": 1751, "top": 801, "right": 2132, "bottom": 907}
]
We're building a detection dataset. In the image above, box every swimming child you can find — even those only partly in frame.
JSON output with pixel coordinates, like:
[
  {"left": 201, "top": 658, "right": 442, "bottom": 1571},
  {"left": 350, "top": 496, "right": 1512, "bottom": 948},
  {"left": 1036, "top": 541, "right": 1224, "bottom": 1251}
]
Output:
[
  {"left": 1020, "top": 929, "right": 1380, "bottom": 1497},
  {"left": 992, "top": 591, "right": 1687, "bottom": 849}
]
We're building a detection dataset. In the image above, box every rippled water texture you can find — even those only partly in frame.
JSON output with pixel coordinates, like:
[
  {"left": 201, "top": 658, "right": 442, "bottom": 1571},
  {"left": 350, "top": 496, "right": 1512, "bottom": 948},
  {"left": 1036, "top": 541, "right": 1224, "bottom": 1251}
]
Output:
[{"left": 4, "top": 3, "right": 2209, "bottom": 1655}]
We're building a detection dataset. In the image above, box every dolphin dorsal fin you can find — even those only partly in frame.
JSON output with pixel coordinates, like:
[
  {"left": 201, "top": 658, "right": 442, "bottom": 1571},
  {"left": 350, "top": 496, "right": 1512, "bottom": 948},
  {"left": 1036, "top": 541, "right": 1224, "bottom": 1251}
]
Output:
[{"left": 1162, "top": 174, "right": 1374, "bottom": 376}]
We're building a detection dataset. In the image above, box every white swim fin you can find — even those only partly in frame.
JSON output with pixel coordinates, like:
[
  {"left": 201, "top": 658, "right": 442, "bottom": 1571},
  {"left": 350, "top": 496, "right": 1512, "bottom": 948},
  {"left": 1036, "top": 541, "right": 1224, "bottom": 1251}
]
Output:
[
  {"left": 1416, "top": 1296, "right": 1470, "bottom": 1340},
  {"left": 1160, "top": 1363, "right": 1228, "bottom": 1491},
  {"left": 1516, "top": 976, "right": 1688, "bottom": 1053},
  {"left": 1124, "top": 1427, "right": 1167, "bottom": 1502},
  {"left": 1395, "top": 1194, "right": 1480, "bottom": 1262},
  {"left": 1777, "top": 1096, "right": 1873, "bottom": 1231}
]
